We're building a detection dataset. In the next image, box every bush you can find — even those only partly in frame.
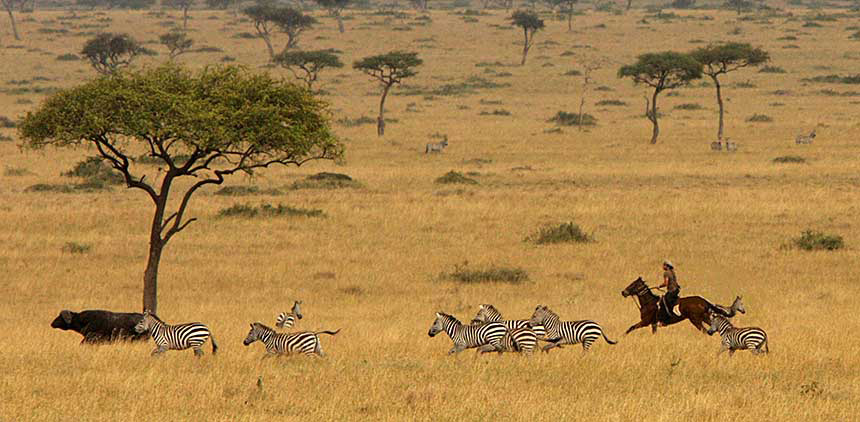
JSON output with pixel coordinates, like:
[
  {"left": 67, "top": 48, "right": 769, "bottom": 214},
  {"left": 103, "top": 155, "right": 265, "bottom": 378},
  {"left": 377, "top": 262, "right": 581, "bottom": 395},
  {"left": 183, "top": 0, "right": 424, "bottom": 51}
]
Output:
[
  {"left": 674, "top": 103, "right": 703, "bottom": 110},
  {"left": 290, "top": 172, "right": 361, "bottom": 190},
  {"left": 548, "top": 111, "right": 597, "bottom": 127},
  {"left": 0, "top": 116, "right": 16, "bottom": 128},
  {"left": 217, "top": 203, "right": 325, "bottom": 218},
  {"left": 214, "top": 185, "right": 283, "bottom": 196},
  {"left": 442, "top": 261, "right": 528, "bottom": 284},
  {"left": 62, "top": 242, "right": 92, "bottom": 254},
  {"left": 528, "top": 222, "right": 593, "bottom": 244},
  {"left": 336, "top": 116, "right": 377, "bottom": 127},
  {"left": 791, "top": 230, "right": 844, "bottom": 251},
  {"left": 746, "top": 113, "right": 773, "bottom": 122},
  {"left": 3, "top": 166, "right": 28, "bottom": 176},
  {"left": 759, "top": 65, "right": 786, "bottom": 73},
  {"left": 595, "top": 99, "right": 626, "bottom": 106},
  {"left": 803, "top": 74, "right": 860, "bottom": 84},
  {"left": 435, "top": 171, "right": 478, "bottom": 185},
  {"left": 479, "top": 109, "right": 511, "bottom": 116},
  {"left": 772, "top": 155, "right": 805, "bottom": 163},
  {"left": 56, "top": 53, "right": 80, "bottom": 61},
  {"left": 25, "top": 182, "right": 109, "bottom": 193},
  {"left": 62, "top": 157, "right": 124, "bottom": 185}
]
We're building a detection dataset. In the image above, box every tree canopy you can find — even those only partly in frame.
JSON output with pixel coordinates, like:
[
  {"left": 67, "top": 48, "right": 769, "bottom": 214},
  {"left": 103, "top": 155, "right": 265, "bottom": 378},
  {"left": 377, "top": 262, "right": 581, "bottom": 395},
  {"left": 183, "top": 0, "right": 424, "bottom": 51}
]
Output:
[
  {"left": 160, "top": 31, "right": 194, "bottom": 60},
  {"left": 617, "top": 51, "right": 702, "bottom": 90},
  {"left": 690, "top": 42, "right": 769, "bottom": 76},
  {"left": 511, "top": 10, "right": 544, "bottom": 65},
  {"left": 81, "top": 33, "right": 145, "bottom": 75},
  {"left": 354, "top": 51, "right": 422, "bottom": 136},
  {"left": 274, "top": 49, "right": 344, "bottom": 90}
]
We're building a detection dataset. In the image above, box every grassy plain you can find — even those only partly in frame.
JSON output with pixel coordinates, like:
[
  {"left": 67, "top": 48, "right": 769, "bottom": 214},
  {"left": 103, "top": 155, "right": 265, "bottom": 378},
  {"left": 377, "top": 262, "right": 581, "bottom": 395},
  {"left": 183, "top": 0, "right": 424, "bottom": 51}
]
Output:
[{"left": 2, "top": 4, "right": 860, "bottom": 421}]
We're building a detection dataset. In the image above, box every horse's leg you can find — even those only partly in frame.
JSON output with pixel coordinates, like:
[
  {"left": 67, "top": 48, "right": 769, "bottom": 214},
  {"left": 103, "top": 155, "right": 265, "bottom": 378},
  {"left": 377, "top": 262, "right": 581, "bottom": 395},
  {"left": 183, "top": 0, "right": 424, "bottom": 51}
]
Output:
[
  {"left": 651, "top": 324, "right": 657, "bottom": 334},
  {"left": 625, "top": 319, "right": 651, "bottom": 334},
  {"left": 687, "top": 314, "right": 706, "bottom": 333}
]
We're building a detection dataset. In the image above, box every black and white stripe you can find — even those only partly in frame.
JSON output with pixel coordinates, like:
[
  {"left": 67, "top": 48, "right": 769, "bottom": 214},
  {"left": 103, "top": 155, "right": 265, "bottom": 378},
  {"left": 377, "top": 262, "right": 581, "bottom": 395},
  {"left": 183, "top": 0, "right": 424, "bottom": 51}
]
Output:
[
  {"left": 134, "top": 311, "right": 217, "bottom": 357},
  {"left": 243, "top": 322, "right": 339, "bottom": 357},
  {"left": 528, "top": 305, "right": 616, "bottom": 352},
  {"left": 428, "top": 312, "right": 507, "bottom": 354},
  {"left": 707, "top": 314, "right": 769, "bottom": 356},
  {"left": 479, "top": 326, "right": 538, "bottom": 355},
  {"left": 275, "top": 300, "right": 303, "bottom": 329},
  {"left": 472, "top": 303, "right": 547, "bottom": 339},
  {"left": 795, "top": 129, "right": 816, "bottom": 144}
]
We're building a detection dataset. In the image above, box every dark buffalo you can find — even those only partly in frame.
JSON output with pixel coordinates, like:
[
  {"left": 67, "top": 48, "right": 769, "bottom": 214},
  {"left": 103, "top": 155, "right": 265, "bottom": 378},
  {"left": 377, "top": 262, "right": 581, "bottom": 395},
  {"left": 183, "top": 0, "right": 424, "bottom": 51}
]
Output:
[{"left": 51, "top": 310, "right": 150, "bottom": 344}]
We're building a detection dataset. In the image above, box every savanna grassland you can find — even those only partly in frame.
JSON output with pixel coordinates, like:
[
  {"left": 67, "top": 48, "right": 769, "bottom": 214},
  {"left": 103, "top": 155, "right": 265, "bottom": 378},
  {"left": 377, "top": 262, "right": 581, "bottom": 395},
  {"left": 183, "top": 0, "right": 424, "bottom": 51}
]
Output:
[{"left": 2, "top": 2, "right": 860, "bottom": 420}]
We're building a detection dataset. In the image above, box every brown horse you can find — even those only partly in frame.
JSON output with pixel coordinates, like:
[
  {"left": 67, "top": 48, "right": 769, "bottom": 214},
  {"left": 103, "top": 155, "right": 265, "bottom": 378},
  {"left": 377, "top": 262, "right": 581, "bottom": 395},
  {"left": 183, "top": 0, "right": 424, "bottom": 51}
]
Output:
[{"left": 621, "top": 277, "right": 745, "bottom": 335}]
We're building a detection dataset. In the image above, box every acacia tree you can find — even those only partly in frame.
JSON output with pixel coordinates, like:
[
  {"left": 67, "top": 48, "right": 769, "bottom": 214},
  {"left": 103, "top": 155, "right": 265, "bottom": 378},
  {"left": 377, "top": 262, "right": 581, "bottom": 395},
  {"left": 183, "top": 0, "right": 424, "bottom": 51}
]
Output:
[
  {"left": 274, "top": 49, "right": 343, "bottom": 90},
  {"left": 275, "top": 7, "right": 316, "bottom": 50},
  {"left": 2, "top": 0, "right": 28, "bottom": 40},
  {"left": 691, "top": 42, "right": 768, "bottom": 141},
  {"left": 511, "top": 10, "right": 544, "bottom": 65},
  {"left": 243, "top": 1, "right": 280, "bottom": 59},
  {"left": 18, "top": 64, "right": 342, "bottom": 314},
  {"left": 618, "top": 52, "right": 702, "bottom": 144},
  {"left": 545, "top": 0, "right": 577, "bottom": 32},
  {"left": 159, "top": 31, "right": 193, "bottom": 60},
  {"left": 316, "top": 0, "right": 350, "bottom": 33},
  {"left": 81, "top": 33, "right": 144, "bottom": 75},
  {"left": 244, "top": 2, "right": 316, "bottom": 59},
  {"left": 163, "top": 0, "right": 194, "bottom": 29},
  {"left": 353, "top": 51, "right": 422, "bottom": 136}
]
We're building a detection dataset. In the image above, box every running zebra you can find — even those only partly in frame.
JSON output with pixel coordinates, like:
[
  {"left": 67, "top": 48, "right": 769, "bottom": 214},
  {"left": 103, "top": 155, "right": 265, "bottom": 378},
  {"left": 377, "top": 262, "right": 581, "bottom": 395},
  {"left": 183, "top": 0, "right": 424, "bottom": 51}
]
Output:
[
  {"left": 795, "top": 129, "right": 816, "bottom": 144},
  {"left": 425, "top": 136, "right": 448, "bottom": 154},
  {"left": 707, "top": 314, "right": 769, "bottom": 356},
  {"left": 478, "top": 326, "right": 538, "bottom": 355},
  {"left": 275, "top": 300, "right": 303, "bottom": 329},
  {"left": 472, "top": 304, "right": 547, "bottom": 339},
  {"left": 134, "top": 310, "right": 217, "bottom": 357},
  {"left": 428, "top": 312, "right": 507, "bottom": 354},
  {"left": 709, "top": 296, "right": 746, "bottom": 318},
  {"left": 243, "top": 322, "right": 340, "bottom": 357},
  {"left": 528, "top": 305, "right": 617, "bottom": 353}
]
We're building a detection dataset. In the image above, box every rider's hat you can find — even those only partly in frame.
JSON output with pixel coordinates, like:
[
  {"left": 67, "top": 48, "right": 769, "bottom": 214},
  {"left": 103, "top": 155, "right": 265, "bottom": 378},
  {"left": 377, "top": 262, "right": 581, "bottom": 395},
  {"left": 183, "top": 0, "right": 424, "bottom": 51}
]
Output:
[{"left": 663, "top": 260, "right": 674, "bottom": 269}]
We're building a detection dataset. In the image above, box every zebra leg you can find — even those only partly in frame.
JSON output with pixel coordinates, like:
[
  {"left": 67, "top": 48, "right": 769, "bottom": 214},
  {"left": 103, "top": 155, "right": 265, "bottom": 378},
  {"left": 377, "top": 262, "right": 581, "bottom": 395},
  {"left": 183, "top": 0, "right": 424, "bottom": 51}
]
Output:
[
  {"left": 314, "top": 341, "right": 326, "bottom": 358},
  {"left": 193, "top": 347, "right": 204, "bottom": 357},
  {"left": 542, "top": 341, "right": 561, "bottom": 353},
  {"left": 448, "top": 345, "right": 466, "bottom": 355},
  {"left": 477, "top": 344, "right": 497, "bottom": 354},
  {"left": 151, "top": 345, "right": 168, "bottom": 356},
  {"left": 728, "top": 349, "right": 736, "bottom": 357}
]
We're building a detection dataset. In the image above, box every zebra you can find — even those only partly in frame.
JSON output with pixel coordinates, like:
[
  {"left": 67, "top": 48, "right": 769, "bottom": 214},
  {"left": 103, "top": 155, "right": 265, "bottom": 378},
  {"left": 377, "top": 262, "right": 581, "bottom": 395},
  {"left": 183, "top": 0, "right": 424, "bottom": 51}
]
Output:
[
  {"left": 725, "top": 139, "right": 738, "bottom": 152},
  {"left": 425, "top": 136, "right": 448, "bottom": 154},
  {"left": 478, "top": 326, "right": 538, "bottom": 355},
  {"left": 796, "top": 129, "right": 816, "bottom": 144},
  {"left": 710, "top": 141, "right": 722, "bottom": 151},
  {"left": 275, "top": 300, "right": 303, "bottom": 330},
  {"left": 243, "top": 322, "right": 340, "bottom": 357},
  {"left": 471, "top": 304, "right": 547, "bottom": 339},
  {"left": 528, "top": 305, "right": 617, "bottom": 353},
  {"left": 428, "top": 312, "right": 507, "bottom": 354},
  {"left": 133, "top": 310, "right": 217, "bottom": 357},
  {"left": 707, "top": 314, "right": 769, "bottom": 356},
  {"left": 709, "top": 296, "right": 746, "bottom": 318}
]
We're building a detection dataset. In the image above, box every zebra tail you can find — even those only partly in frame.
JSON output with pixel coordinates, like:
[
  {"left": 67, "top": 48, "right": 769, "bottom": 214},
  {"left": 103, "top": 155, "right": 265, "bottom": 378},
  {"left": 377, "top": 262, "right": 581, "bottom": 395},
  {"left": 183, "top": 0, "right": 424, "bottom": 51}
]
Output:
[
  {"left": 316, "top": 329, "right": 341, "bottom": 336},
  {"left": 602, "top": 331, "right": 618, "bottom": 345},
  {"left": 210, "top": 334, "right": 219, "bottom": 355}
]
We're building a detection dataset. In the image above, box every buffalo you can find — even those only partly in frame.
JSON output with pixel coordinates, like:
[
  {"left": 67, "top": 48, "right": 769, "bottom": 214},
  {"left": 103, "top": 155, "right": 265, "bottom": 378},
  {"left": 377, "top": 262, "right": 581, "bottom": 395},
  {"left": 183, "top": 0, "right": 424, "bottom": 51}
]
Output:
[{"left": 51, "top": 310, "right": 149, "bottom": 344}]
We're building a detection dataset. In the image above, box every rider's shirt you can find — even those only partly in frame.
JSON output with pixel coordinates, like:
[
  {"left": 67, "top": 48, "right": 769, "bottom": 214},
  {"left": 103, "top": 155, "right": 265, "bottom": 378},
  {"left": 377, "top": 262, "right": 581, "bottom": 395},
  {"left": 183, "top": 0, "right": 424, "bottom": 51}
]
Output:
[{"left": 663, "top": 269, "right": 679, "bottom": 292}]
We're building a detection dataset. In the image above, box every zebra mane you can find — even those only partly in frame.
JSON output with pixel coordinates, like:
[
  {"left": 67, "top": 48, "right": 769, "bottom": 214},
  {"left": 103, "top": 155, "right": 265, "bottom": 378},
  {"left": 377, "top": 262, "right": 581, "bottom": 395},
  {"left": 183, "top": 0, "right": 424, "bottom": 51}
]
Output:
[
  {"left": 437, "top": 312, "right": 461, "bottom": 325},
  {"left": 146, "top": 312, "right": 165, "bottom": 324},
  {"left": 481, "top": 304, "right": 500, "bottom": 315},
  {"left": 253, "top": 322, "right": 276, "bottom": 332}
]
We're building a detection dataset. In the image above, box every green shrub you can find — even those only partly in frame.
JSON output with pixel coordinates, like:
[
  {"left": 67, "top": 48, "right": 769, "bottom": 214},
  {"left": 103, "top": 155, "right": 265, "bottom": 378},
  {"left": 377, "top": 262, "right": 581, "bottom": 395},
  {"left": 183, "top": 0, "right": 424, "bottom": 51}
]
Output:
[
  {"left": 218, "top": 203, "right": 325, "bottom": 218},
  {"left": 0, "top": 116, "right": 16, "bottom": 128},
  {"left": 803, "top": 74, "right": 860, "bottom": 84},
  {"left": 746, "top": 113, "right": 773, "bottom": 122},
  {"left": 336, "top": 116, "right": 377, "bottom": 127},
  {"left": 528, "top": 222, "right": 593, "bottom": 244},
  {"left": 772, "top": 155, "right": 806, "bottom": 163},
  {"left": 442, "top": 261, "right": 528, "bottom": 284},
  {"left": 62, "top": 157, "right": 124, "bottom": 185},
  {"left": 759, "top": 65, "right": 786, "bottom": 73},
  {"left": 214, "top": 185, "right": 283, "bottom": 196},
  {"left": 56, "top": 53, "right": 80, "bottom": 61},
  {"left": 3, "top": 166, "right": 28, "bottom": 176},
  {"left": 290, "top": 172, "right": 361, "bottom": 190},
  {"left": 548, "top": 111, "right": 597, "bottom": 126},
  {"left": 479, "top": 109, "right": 511, "bottom": 116},
  {"left": 595, "top": 99, "right": 626, "bottom": 106},
  {"left": 62, "top": 242, "right": 92, "bottom": 254},
  {"left": 791, "top": 230, "right": 843, "bottom": 251},
  {"left": 674, "top": 103, "right": 703, "bottom": 110},
  {"left": 435, "top": 171, "right": 478, "bottom": 185}
]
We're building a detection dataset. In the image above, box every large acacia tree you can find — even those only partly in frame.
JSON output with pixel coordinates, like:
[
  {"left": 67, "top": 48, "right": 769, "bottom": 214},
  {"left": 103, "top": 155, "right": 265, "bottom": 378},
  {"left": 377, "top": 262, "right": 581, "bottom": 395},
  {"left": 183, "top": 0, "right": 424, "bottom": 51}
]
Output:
[
  {"left": 618, "top": 52, "right": 702, "bottom": 144},
  {"left": 691, "top": 42, "right": 768, "bottom": 141},
  {"left": 18, "top": 64, "right": 342, "bottom": 313},
  {"left": 354, "top": 51, "right": 422, "bottom": 136}
]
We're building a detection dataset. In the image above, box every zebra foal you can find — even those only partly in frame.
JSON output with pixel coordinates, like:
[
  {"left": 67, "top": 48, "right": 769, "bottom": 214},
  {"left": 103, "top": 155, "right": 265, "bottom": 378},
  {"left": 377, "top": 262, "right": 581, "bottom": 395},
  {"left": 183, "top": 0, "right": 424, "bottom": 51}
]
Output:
[
  {"left": 425, "top": 136, "right": 448, "bottom": 154},
  {"left": 707, "top": 314, "right": 769, "bottom": 356},
  {"left": 428, "top": 312, "right": 507, "bottom": 354},
  {"left": 477, "top": 326, "right": 538, "bottom": 355},
  {"left": 275, "top": 300, "right": 303, "bottom": 329},
  {"left": 528, "top": 305, "right": 616, "bottom": 353},
  {"left": 243, "top": 322, "right": 340, "bottom": 357},
  {"left": 134, "top": 310, "right": 217, "bottom": 357},
  {"left": 472, "top": 304, "right": 547, "bottom": 339}
]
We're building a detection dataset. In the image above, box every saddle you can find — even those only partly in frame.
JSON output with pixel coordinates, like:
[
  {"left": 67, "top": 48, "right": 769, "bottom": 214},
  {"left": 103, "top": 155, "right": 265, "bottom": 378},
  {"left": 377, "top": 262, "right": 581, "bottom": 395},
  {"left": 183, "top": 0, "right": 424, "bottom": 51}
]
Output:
[{"left": 657, "top": 296, "right": 680, "bottom": 325}]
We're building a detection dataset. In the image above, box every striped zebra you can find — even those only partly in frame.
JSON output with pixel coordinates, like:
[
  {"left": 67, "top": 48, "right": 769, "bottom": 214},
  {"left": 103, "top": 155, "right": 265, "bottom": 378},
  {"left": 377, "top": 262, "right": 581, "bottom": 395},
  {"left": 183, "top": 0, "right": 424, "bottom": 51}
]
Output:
[
  {"left": 243, "top": 322, "right": 340, "bottom": 357},
  {"left": 133, "top": 310, "right": 217, "bottom": 357},
  {"left": 725, "top": 140, "right": 738, "bottom": 152},
  {"left": 428, "top": 312, "right": 507, "bottom": 354},
  {"left": 528, "top": 305, "right": 617, "bottom": 353},
  {"left": 710, "top": 141, "right": 722, "bottom": 151},
  {"left": 707, "top": 314, "right": 769, "bottom": 356},
  {"left": 710, "top": 296, "right": 746, "bottom": 318},
  {"left": 472, "top": 304, "right": 547, "bottom": 339},
  {"left": 478, "top": 326, "right": 538, "bottom": 355},
  {"left": 275, "top": 300, "right": 303, "bottom": 329},
  {"left": 425, "top": 136, "right": 448, "bottom": 154},
  {"left": 796, "top": 129, "right": 816, "bottom": 144}
]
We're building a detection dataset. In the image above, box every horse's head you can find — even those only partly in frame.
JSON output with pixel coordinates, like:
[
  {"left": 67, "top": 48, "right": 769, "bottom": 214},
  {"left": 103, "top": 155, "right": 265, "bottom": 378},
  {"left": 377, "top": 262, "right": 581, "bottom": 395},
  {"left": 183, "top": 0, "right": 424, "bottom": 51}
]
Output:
[{"left": 622, "top": 277, "right": 648, "bottom": 298}]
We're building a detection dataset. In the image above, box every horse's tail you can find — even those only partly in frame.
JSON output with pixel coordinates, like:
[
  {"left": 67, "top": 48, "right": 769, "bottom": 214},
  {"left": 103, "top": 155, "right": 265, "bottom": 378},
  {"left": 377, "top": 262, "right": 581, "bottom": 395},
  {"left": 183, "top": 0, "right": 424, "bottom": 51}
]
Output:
[{"left": 602, "top": 330, "right": 617, "bottom": 345}]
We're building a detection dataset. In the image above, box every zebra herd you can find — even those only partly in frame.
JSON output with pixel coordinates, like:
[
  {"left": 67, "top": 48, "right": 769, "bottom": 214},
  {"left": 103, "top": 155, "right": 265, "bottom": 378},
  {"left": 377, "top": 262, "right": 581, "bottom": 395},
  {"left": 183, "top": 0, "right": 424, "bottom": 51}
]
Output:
[{"left": 132, "top": 300, "right": 340, "bottom": 358}]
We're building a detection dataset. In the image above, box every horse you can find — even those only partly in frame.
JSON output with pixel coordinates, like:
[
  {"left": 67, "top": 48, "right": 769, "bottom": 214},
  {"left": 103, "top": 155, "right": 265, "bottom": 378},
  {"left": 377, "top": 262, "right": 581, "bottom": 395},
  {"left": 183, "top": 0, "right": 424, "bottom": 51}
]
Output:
[{"left": 621, "top": 277, "right": 744, "bottom": 335}]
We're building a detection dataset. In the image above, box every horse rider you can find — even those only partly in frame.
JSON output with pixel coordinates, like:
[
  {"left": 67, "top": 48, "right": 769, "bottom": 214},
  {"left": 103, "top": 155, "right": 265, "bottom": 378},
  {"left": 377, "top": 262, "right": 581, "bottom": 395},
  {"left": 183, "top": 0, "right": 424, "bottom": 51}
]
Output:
[{"left": 658, "top": 260, "right": 681, "bottom": 320}]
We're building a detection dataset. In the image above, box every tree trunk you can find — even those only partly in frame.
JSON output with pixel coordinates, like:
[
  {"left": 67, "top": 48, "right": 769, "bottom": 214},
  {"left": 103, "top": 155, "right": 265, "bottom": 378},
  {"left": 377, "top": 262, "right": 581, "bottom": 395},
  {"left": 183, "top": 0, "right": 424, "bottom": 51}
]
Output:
[
  {"left": 6, "top": 7, "right": 20, "bottom": 41},
  {"left": 142, "top": 175, "right": 174, "bottom": 314},
  {"left": 336, "top": 14, "right": 344, "bottom": 33},
  {"left": 649, "top": 90, "right": 660, "bottom": 144},
  {"left": 262, "top": 33, "right": 274, "bottom": 60},
  {"left": 712, "top": 74, "right": 724, "bottom": 141},
  {"left": 183, "top": 7, "right": 188, "bottom": 28},
  {"left": 627, "top": 0, "right": 632, "bottom": 10},
  {"left": 521, "top": 29, "right": 529, "bottom": 65},
  {"left": 567, "top": 11, "right": 572, "bottom": 32},
  {"left": 377, "top": 83, "right": 391, "bottom": 136}
]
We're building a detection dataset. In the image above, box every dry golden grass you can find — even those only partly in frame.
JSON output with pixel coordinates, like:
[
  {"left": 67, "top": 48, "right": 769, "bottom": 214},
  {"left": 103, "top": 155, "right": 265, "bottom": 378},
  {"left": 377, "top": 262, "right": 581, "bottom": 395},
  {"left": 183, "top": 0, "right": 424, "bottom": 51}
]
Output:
[{"left": 2, "top": 5, "right": 860, "bottom": 421}]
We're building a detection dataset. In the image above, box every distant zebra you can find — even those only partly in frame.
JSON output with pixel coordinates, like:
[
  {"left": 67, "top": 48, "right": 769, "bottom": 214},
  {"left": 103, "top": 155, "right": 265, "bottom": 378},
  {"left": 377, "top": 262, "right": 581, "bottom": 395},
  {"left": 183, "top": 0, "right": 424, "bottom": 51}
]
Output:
[
  {"left": 275, "top": 300, "right": 303, "bottom": 329},
  {"left": 796, "top": 129, "right": 816, "bottom": 144},
  {"left": 478, "top": 326, "right": 538, "bottom": 355},
  {"left": 243, "top": 322, "right": 340, "bottom": 357},
  {"left": 472, "top": 304, "right": 547, "bottom": 339},
  {"left": 134, "top": 310, "right": 217, "bottom": 357},
  {"left": 528, "top": 305, "right": 616, "bottom": 353},
  {"left": 710, "top": 141, "right": 722, "bottom": 151},
  {"left": 707, "top": 314, "right": 769, "bottom": 356},
  {"left": 725, "top": 139, "right": 738, "bottom": 152},
  {"left": 425, "top": 136, "right": 448, "bottom": 154},
  {"left": 428, "top": 312, "right": 507, "bottom": 354}
]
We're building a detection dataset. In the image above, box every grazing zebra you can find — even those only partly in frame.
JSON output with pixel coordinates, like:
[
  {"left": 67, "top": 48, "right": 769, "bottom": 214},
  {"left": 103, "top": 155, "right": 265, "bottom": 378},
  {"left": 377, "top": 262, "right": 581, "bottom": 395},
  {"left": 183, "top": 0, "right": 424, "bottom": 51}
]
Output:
[
  {"left": 725, "top": 140, "right": 738, "bottom": 152},
  {"left": 478, "top": 326, "right": 538, "bottom": 355},
  {"left": 425, "top": 136, "right": 448, "bottom": 154},
  {"left": 243, "top": 322, "right": 340, "bottom": 357},
  {"left": 275, "top": 300, "right": 303, "bottom": 329},
  {"left": 428, "top": 312, "right": 507, "bottom": 354},
  {"left": 710, "top": 141, "right": 722, "bottom": 151},
  {"left": 796, "top": 129, "right": 816, "bottom": 144},
  {"left": 134, "top": 310, "right": 217, "bottom": 357},
  {"left": 528, "top": 305, "right": 617, "bottom": 353},
  {"left": 472, "top": 304, "right": 547, "bottom": 339},
  {"left": 707, "top": 314, "right": 769, "bottom": 356}
]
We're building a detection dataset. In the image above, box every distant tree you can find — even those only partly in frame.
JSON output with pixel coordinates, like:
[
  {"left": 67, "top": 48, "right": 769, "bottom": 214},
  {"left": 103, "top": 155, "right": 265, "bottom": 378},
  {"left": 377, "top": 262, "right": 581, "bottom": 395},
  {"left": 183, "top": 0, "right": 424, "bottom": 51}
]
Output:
[
  {"left": 77, "top": 0, "right": 108, "bottom": 9},
  {"left": 274, "top": 49, "right": 343, "bottom": 90},
  {"left": 725, "top": 0, "right": 752, "bottom": 14},
  {"left": 315, "top": 0, "right": 350, "bottom": 33},
  {"left": 81, "top": 33, "right": 144, "bottom": 75},
  {"left": 163, "top": 0, "right": 194, "bottom": 28},
  {"left": 109, "top": 0, "right": 155, "bottom": 9},
  {"left": 618, "top": 51, "right": 702, "bottom": 144},
  {"left": 159, "top": 31, "right": 193, "bottom": 60},
  {"left": 18, "top": 64, "right": 342, "bottom": 314},
  {"left": 2, "top": 0, "right": 28, "bottom": 40},
  {"left": 274, "top": 7, "right": 316, "bottom": 50},
  {"left": 243, "top": 2, "right": 315, "bottom": 58},
  {"left": 205, "top": 0, "right": 235, "bottom": 8},
  {"left": 353, "top": 51, "right": 422, "bottom": 136},
  {"left": 626, "top": 0, "right": 632, "bottom": 10},
  {"left": 545, "top": 0, "right": 577, "bottom": 32},
  {"left": 691, "top": 42, "right": 768, "bottom": 141},
  {"left": 408, "top": 0, "right": 426, "bottom": 10},
  {"left": 243, "top": 1, "right": 279, "bottom": 59},
  {"left": 511, "top": 10, "right": 544, "bottom": 65}
]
